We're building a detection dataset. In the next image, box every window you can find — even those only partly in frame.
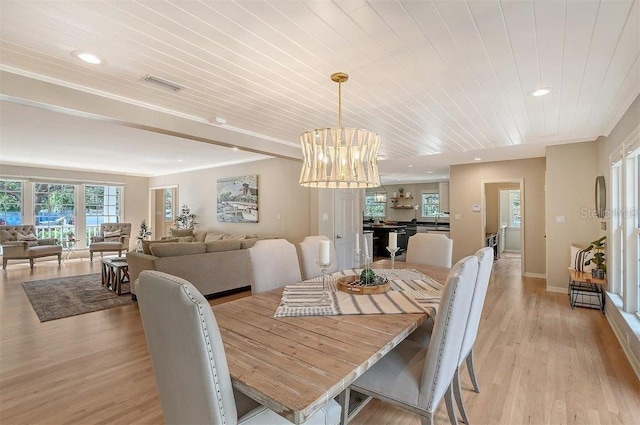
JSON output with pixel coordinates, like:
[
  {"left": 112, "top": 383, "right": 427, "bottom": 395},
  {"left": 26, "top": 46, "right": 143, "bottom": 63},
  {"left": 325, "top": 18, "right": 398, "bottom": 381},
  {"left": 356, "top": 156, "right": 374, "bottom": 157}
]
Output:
[
  {"left": 34, "top": 183, "right": 76, "bottom": 240},
  {"left": 421, "top": 192, "right": 440, "bottom": 217},
  {"left": 85, "top": 185, "right": 122, "bottom": 245},
  {"left": 509, "top": 190, "right": 521, "bottom": 228},
  {"left": 611, "top": 134, "right": 640, "bottom": 314},
  {"left": 165, "top": 188, "right": 173, "bottom": 221},
  {"left": 364, "top": 195, "right": 385, "bottom": 218},
  {"left": 0, "top": 179, "right": 23, "bottom": 226}
]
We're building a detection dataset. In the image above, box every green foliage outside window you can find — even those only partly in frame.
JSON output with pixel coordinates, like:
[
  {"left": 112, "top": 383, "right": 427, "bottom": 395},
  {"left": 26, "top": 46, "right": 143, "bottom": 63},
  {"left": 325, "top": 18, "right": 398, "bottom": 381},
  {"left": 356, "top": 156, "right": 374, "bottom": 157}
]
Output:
[{"left": 364, "top": 195, "right": 385, "bottom": 217}]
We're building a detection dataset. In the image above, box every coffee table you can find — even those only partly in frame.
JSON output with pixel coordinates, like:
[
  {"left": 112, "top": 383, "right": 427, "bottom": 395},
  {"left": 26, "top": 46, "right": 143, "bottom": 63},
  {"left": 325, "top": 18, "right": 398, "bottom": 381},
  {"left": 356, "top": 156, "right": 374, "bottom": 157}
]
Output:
[{"left": 101, "top": 257, "right": 130, "bottom": 295}]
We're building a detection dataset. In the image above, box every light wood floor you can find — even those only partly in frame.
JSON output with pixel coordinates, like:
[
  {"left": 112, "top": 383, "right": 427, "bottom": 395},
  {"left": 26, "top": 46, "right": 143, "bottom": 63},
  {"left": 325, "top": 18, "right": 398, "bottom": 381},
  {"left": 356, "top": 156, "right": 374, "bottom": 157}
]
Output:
[{"left": 1, "top": 256, "right": 638, "bottom": 424}]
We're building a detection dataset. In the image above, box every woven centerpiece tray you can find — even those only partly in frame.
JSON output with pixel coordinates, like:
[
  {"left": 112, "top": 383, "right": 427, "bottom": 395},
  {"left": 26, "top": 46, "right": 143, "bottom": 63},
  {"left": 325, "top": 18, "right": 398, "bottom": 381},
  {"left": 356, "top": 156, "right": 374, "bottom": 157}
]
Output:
[{"left": 337, "top": 275, "right": 390, "bottom": 295}]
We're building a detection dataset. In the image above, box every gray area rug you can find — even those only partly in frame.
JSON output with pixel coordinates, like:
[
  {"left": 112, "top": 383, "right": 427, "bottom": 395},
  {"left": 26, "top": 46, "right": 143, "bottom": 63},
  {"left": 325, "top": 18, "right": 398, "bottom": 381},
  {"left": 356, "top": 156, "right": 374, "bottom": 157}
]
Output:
[{"left": 22, "top": 274, "right": 134, "bottom": 322}]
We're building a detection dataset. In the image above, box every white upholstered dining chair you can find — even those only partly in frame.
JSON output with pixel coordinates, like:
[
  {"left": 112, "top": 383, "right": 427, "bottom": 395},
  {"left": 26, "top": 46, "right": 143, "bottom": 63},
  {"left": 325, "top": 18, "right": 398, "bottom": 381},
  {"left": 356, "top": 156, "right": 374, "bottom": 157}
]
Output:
[
  {"left": 136, "top": 270, "right": 341, "bottom": 425},
  {"left": 248, "top": 239, "right": 302, "bottom": 294},
  {"left": 406, "top": 233, "right": 454, "bottom": 268},
  {"left": 297, "top": 235, "right": 339, "bottom": 280},
  {"left": 347, "top": 256, "right": 479, "bottom": 425},
  {"left": 451, "top": 246, "right": 494, "bottom": 423}
]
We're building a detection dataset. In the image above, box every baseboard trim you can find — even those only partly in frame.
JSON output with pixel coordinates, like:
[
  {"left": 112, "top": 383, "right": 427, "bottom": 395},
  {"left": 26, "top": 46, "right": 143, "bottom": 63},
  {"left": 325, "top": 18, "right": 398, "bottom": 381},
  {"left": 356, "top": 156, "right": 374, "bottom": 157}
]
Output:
[
  {"left": 546, "top": 286, "right": 567, "bottom": 294},
  {"left": 524, "top": 272, "right": 546, "bottom": 279},
  {"left": 605, "top": 293, "right": 640, "bottom": 382}
]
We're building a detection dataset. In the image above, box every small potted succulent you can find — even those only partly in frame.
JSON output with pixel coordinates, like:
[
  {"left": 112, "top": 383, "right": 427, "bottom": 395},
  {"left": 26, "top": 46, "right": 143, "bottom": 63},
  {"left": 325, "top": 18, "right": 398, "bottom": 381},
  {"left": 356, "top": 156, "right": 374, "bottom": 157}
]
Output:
[{"left": 584, "top": 236, "right": 606, "bottom": 279}]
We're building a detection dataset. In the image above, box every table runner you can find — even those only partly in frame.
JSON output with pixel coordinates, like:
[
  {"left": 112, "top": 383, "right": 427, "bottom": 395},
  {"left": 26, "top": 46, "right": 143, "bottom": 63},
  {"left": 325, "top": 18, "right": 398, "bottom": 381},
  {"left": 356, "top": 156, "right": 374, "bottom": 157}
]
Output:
[{"left": 275, "top": 268, "right": 443, "bottom": 317}]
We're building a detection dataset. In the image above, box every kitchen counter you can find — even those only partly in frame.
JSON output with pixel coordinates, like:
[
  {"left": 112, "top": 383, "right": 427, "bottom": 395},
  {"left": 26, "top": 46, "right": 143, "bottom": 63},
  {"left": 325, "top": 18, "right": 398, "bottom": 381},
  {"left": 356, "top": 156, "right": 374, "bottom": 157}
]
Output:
[
  {"left": 362, "top": 224, "right": 407, "bottom": 257},
  {"left": 362, "top": 224, "right": 407, "bottom": 230}
]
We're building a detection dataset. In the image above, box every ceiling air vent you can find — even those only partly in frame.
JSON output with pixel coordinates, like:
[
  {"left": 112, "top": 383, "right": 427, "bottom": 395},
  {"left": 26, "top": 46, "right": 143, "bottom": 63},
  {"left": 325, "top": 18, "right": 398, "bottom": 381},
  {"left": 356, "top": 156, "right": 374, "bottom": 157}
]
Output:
[{"left": 142, "top": 74, "right": 184, "bottom": 92}]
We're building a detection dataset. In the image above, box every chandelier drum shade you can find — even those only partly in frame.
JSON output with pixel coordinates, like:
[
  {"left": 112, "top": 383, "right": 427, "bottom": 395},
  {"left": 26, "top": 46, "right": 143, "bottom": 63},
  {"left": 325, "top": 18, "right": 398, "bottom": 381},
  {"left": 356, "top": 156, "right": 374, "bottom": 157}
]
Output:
[{"left": 299, "top": 73, "right": 381, "bottom": 189}]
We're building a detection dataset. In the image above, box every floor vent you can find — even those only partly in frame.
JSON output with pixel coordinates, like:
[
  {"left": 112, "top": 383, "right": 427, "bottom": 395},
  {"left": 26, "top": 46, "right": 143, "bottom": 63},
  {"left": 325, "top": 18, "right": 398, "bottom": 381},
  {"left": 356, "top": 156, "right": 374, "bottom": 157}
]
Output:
[{"left": 142, "top": 74, "right": 184, "bottom": 92}]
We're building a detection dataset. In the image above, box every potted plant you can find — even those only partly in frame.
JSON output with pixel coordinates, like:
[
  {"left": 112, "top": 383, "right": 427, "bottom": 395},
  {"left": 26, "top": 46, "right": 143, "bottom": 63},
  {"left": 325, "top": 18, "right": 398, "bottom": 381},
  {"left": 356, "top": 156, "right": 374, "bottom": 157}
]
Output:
[
  {"left": 137, "top": 219, "right": 152, "bottom": 240},
  {"left": 64, "top": 229, "right": 75, "bottom": 241},
  {"left": 174, "top": 205, "right": 198, "bottom": 230},
  {"left": 398, "top": 187, "right": 405, "bottom": 197},
  {"left": 584, "top": 236, "right": 606, "bottom": 279}
]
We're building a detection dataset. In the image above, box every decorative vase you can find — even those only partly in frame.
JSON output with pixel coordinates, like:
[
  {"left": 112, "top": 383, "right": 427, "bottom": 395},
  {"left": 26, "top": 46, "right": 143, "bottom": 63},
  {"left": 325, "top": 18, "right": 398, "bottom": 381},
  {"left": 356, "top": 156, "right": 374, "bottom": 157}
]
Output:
[
  {"left": 136, "top": 239, "right": 143, "bottom": 252},
  {"left": 591, "top": 268, "right": 605, "bottom": 279}
]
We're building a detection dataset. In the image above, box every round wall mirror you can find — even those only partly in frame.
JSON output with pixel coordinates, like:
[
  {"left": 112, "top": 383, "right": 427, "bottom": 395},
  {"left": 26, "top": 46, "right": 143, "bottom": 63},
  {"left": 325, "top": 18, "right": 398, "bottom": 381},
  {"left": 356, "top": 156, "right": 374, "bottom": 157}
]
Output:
[{"left": 595, "top": 176, "right": 606, "bottom": 218}]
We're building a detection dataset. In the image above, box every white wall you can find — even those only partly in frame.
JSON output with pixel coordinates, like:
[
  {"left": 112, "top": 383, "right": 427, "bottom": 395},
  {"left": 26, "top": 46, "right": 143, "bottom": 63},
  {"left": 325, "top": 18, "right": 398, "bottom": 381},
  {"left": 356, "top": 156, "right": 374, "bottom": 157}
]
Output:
[
  {"left": 545, "top": 141, "right": 601, "bottom": 291},
  {"left": 148, "top": 158, "right": 312, "bottom": 243},
  {"left": 449, "top": 158, "right": 546, "bottom": 276}
]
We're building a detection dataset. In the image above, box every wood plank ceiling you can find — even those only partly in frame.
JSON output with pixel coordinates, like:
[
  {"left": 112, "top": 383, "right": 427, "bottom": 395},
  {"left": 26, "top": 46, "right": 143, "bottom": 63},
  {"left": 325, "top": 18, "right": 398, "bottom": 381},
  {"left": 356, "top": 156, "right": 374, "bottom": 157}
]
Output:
[{"left": 0, "top": 0, "right": 638, "bottom": 179}]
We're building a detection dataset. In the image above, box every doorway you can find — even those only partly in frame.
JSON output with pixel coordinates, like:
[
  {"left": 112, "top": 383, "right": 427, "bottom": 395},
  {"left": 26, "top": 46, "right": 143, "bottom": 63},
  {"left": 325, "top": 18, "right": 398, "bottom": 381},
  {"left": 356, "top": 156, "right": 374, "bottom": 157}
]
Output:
[
  {"left": 499, "top": 188, "right": 522, "bottom": 257},
  {"left": 149, "top": 186, "right": 177, "bottom": 240},
  {"left": 482, "top": 180, "right": 525, "bottom": 276}
]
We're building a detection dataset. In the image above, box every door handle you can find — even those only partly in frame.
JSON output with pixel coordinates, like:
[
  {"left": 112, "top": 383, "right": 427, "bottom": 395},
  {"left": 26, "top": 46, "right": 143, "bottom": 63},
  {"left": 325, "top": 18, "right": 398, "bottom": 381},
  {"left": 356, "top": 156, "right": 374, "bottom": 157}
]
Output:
[{"left": 336, "top": 235, "right": 343, "bottom": 239}]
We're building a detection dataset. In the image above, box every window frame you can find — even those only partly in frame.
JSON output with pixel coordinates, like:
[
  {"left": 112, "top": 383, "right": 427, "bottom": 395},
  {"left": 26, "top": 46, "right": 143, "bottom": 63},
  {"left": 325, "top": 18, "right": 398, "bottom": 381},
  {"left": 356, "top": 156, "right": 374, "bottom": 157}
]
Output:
[
  {"left": 0, "top": 179, "right": 24, "bottom": 226},
  {"left": 421, "top": 191, "right": 441, "bottom": 218}
]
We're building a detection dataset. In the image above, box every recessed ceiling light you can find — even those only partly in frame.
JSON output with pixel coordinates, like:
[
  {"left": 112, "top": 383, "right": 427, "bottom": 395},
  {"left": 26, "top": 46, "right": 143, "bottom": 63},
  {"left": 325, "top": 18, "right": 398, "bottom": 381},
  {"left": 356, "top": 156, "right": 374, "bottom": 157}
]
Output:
[
  {"left": 215, "top": 116, "right": 227, "bottom": 125},
  {"left": 232, "top": 147, "right": 239, "bottom": 151},
  {"left": 426, "top": 171, "right": 433, "bottom": 174},
  {"left": 474, "top": 157, "right": 482, "bottom": 161},
  {"left": 178, "top": 159, "right": 184, "bottom": 162},
  {"left": 529, "top": 88, "right": 551, "bottom": 97},
  {"left": 408, "top": 164, "right": 413, "bottom": 168},
  {"left": 72, "top": 50, "right": 103, "bottom": 65}
]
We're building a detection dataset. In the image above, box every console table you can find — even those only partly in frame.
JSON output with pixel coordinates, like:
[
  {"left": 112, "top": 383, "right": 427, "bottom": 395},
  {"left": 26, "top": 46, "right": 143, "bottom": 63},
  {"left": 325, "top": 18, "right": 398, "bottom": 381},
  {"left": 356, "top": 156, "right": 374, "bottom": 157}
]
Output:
[{"left": 568, "top": 269, "right": 607, "bottom": 313}]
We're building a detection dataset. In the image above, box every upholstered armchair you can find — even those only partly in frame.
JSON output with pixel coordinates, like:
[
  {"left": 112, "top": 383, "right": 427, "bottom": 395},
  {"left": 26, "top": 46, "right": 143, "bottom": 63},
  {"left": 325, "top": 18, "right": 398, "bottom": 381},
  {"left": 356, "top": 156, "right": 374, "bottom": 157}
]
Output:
[
  {"left": 89, "top": 223, "right": 132, "bottom": 261},
  {"left": 0, "top": 225, "right": 62, "bottom": 269}
]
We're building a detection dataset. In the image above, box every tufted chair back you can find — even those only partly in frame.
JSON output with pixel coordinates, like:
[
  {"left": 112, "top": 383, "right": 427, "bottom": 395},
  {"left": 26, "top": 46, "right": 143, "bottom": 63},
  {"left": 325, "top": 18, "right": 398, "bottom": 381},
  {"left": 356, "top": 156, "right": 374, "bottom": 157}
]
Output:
[
  {"left": 0, "top": 225, "right": 38, "bottom": 243},
  {"left": 100, "top": 223, "right": 132, "bottom": 238}
]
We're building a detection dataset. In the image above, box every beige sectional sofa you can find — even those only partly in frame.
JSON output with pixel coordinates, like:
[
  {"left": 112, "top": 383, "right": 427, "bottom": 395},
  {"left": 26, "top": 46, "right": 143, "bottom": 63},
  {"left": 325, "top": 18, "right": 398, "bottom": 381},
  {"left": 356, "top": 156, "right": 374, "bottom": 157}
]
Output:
[{"left": 126, "top": 230, "right": 265, "bottom": 300}]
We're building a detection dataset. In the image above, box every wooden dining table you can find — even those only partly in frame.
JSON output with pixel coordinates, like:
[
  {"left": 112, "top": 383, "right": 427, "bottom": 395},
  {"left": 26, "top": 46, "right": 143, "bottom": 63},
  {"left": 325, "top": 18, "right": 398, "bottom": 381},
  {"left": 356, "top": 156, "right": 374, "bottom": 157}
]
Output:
[{"left": 212, "top": 260, "right": 450, "bottom": 424}]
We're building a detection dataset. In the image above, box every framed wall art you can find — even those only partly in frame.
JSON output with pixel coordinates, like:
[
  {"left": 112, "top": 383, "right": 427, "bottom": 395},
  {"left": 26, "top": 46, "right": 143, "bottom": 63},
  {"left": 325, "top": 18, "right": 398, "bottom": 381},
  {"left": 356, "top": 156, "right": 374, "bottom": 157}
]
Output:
[{"left": 217, "top": 175, "right": 258, "bottom": 223}]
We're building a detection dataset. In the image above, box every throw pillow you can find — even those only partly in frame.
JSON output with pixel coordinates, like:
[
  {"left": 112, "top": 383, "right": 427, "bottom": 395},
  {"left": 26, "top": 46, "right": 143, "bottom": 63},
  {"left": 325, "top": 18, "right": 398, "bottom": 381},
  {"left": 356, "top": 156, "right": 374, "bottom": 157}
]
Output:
[
  {"left": 204, "top": 232, "right": 225, "bottom": 242},
  {"left": 170, "top": 228, "right": 194, "bottom": 238},
  {"left": 205, "top": 240, "right": 242, "bottom": 253},
  {"left": 16, "top": 233, "right": 37, "bottom": 241},
  {"left": 176, "top": 236, "right": 196, "bottom": 242},
  {"left": 103, "top": 230, "right": 122, "bottom": 238},
  {"left": 570, "top": 244, "right": 595, "bottom": 272},
  {"left": 150, "top": 242, "right": 206, "bottom": 257},
  {"left": 142, "top": 238, "right": 178, "bottom": 255},
  {"left": 221, "top": 234, "right": 247, "bottom": 240}
]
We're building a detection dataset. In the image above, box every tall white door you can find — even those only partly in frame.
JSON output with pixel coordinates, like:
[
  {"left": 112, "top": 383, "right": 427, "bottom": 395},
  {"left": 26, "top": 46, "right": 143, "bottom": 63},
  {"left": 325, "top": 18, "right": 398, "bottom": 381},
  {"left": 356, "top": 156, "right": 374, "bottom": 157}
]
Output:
[{"left": 334, "top": 189, "right": 361, "bottom": 270}]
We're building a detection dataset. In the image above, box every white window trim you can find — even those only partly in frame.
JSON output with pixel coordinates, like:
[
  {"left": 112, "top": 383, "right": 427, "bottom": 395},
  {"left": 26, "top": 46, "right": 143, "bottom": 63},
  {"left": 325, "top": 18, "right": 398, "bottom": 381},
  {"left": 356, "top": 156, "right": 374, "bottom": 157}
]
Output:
[{"left": 610, "top": 127, "right": 640, "bottom": 314}]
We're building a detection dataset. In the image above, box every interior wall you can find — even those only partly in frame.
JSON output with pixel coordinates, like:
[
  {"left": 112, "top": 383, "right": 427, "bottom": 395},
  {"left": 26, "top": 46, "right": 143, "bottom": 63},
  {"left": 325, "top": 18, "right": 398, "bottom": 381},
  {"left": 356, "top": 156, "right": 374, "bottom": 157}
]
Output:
[
  {"left": 0, "top": 164, "right": 149, "bottom": 250},
  {"left": 148, "top": 158, "right": 311, "bottom": 243},
  {"left": 545, "top": 141, "right": 601, "bottom": 291},
  {"left": 449, "top": 158, "right": 546, "bottom": 276}
]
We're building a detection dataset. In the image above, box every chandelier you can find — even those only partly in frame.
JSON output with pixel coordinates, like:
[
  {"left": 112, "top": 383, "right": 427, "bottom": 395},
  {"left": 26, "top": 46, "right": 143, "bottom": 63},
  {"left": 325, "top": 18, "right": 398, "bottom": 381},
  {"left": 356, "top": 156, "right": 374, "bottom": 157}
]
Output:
[{"left": 299, "top": 72, "right": 381, "bottom": 189}]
